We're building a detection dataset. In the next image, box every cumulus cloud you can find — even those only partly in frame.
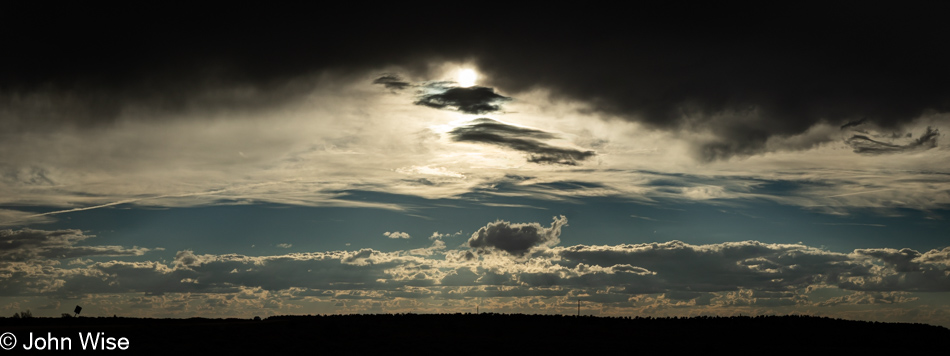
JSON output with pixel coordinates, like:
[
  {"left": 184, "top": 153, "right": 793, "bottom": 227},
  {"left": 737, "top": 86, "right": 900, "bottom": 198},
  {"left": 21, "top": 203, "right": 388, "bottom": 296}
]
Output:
[
  {"left": 468, "top": 215, "right": 567, "bottom": 256},
  {"left": 818, "top": 291, "right": 918, "bottom": 307},
  {"left": 916, "top": 247, "right": 950, "bottom": 267},
  {"left": 839, "top": 246, "right": 950, "bottom": 292},
  {"left": 408, "top": 239, "right": 446, "bottom": 256},
  {"left": 854, "top": 248, "right": 921, "bottom": 272},
  {"left": 174, "top": 250, "right": 205, "bottom": 268},
  {"left": 52, "top": 239, "right": 938, "bottom": 296},
  {"left": 429, "top": 231, "right": 462, "bottom": 240},
  {"left": 449, "top": 118, "right": 595, "bottom": 165},
  {"left": 384, "top": 231, "right": 410, "bottom": 239},
  {"left": 556, "top": 240, "right": 858, "bottom": 293},
  {"left": 415, "top": 85, "right": 511, "bottom": 115},
  {"left": 5, "top": 248, "right": 413, "bottom": 296},
  {"left": 1, "top": 225, "right": 949, "bottom": 324},
  {"left": 4, "top": 222, "right": 948, "bottom": 312}
]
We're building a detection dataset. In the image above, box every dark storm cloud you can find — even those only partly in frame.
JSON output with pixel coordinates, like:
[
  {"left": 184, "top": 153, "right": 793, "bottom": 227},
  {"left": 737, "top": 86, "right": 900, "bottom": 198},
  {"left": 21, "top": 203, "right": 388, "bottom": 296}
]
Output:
[
  {"left": 4, "top": 6, "right": 949, "bottom": 159},
  {"left": 449, "top": 119, "right": 595, "bottom": 165},
  {"left": 414, "top": 86, "right": 511, "bottom": 115},
  {"left": 373, "top": 76, "right": 513, "bottom": 114},
  {"left": 372, "top": 74, "right": 411, "bottom": 91},
  {"left": 451, "top": 118, "right": 557, "bottom": 140},
  {"left": 845, "top": 127, "right": 939, "bottom": 155},
  {"left": 0, "top": 8, "right": 474, "bottom": 131},
  {"left": 471, "top": 10, "right": 950, "bottom": 160}
]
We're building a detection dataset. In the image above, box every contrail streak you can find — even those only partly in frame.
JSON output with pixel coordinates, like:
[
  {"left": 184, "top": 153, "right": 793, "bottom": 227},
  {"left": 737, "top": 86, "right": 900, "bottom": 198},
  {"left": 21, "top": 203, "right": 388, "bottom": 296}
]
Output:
[
  {"left": 6, "top": 181, "right": 288, "bottom": 224},
  {"left": 20, "top": 188, "right": 232, "bottom": 220}
]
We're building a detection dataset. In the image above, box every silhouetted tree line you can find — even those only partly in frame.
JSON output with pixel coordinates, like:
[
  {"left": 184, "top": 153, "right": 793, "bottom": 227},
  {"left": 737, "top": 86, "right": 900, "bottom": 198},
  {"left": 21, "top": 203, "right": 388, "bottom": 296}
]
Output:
[{"left": 0, "top": 313, "right": 945, "bottom": 353}]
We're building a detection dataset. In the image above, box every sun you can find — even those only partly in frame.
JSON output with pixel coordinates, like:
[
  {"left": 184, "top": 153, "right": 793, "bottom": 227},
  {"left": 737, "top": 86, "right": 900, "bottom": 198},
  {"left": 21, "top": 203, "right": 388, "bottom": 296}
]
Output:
[{"left": 457, "top": 68, "right": 477, "bottom": 87}]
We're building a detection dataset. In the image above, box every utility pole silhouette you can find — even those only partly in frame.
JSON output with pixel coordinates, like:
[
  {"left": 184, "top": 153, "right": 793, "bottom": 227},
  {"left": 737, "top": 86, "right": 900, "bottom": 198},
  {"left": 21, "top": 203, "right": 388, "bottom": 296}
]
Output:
[{"left": 577, "top": 300, "right": 580, "bottom": 317}]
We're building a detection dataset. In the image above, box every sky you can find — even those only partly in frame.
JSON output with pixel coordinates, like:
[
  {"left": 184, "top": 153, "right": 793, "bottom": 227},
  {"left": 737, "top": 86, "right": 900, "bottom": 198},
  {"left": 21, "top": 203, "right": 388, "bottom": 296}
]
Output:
[{"left": 2, "top": 6, "right": 950, "bottom": 325}]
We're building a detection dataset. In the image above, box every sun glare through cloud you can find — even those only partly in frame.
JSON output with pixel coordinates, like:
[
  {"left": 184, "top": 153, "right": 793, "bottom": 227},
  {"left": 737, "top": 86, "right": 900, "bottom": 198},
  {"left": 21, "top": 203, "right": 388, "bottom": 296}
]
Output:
[{"left": 458, "top": 68, "right": 477, "bottom": 87}]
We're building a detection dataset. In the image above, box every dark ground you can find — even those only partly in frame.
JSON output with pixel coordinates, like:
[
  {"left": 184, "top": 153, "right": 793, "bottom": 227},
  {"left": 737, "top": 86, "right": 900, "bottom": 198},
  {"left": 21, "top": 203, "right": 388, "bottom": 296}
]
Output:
[{"left": 1, "top": 314, "right": 946, "bottom": 353}]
